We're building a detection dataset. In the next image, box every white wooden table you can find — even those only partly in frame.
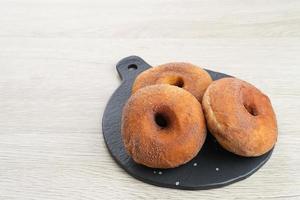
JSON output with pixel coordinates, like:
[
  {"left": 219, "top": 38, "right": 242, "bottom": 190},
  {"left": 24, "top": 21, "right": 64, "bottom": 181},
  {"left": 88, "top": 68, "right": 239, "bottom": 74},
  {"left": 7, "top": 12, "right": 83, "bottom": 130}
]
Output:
[{"left": 0, "top": 0, "right": 299, "bottom": 199}]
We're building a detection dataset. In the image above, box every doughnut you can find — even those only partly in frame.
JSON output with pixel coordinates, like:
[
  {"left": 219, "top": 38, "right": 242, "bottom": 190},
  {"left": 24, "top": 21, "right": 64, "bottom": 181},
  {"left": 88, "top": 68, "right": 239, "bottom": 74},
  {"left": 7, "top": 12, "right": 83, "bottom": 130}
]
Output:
[
  {"left": 202, "top": 78, "right": 278, "bottom": 157},
  {"left": 132, "top": 62, "right": 213, "bottom": 101},
  {"left": 122, "top": 84, "right": 207, "bottom": 168}
]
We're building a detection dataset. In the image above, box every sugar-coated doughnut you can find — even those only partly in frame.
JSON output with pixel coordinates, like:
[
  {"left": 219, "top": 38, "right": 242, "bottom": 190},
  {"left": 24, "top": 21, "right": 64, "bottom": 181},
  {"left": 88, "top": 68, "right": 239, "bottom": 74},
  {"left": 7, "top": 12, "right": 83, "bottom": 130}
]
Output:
[
  {"left": 202, "top": 78, "right": 278, "bottom": 157},
  {"left": 132, "top": 63, "right": 212, "bottom": 101},
  {"left": 122, "top": 84, "right": 207, "bottom": 168}
]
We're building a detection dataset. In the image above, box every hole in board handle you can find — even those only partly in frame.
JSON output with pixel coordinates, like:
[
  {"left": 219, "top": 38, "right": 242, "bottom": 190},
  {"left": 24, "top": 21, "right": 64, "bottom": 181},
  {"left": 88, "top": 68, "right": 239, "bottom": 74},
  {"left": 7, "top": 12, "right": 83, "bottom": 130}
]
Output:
[{"left": 128, "top": 64, "right": 138, "bottom": 71}]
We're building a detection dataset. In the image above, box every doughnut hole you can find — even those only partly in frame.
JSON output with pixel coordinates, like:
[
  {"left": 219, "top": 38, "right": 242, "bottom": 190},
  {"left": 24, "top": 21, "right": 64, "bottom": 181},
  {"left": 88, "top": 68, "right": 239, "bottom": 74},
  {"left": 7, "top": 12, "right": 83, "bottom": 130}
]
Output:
[
  {"left": 244, "top": 103, "right": 258, "bottom": 116},
  {"left": 154, "top": 113, "right": 169, "bottom": 128},
  {"left": 153, "top": 105, "right": 177, "bottom": 130},
  {"left": 162, "top": 76, "right": 184, "bottom": 88},
  {"left": 242, "top": 89, "right": 260, "bottom": 117}
]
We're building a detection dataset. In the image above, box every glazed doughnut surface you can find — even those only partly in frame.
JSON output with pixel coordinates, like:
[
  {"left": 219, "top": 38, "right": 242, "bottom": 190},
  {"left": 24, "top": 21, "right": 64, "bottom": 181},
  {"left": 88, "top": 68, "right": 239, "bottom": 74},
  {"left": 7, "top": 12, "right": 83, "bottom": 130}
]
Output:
[{"left": 202, "top": 78, "right": 278, "bottom": 157}]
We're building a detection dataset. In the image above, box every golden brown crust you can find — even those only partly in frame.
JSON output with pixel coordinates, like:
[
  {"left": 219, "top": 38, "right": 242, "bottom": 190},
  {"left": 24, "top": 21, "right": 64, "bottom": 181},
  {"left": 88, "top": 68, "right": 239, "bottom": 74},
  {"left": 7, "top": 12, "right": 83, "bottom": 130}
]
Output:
[
  {"left": 202, "top": 78, "right": 278, "bottom": 157},
  {"left": 122, "top": 84, "right": 207, "bottom": 168},
  {"left": 132, "top": 62, "right": 213, "bottom": 101}
]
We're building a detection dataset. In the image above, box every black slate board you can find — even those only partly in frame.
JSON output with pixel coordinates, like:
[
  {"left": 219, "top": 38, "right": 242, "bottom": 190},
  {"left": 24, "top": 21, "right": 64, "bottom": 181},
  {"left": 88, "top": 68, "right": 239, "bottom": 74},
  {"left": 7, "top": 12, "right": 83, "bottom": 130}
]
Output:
[{"left": 102, "top": 56, "right": 273, "bottom": 190}]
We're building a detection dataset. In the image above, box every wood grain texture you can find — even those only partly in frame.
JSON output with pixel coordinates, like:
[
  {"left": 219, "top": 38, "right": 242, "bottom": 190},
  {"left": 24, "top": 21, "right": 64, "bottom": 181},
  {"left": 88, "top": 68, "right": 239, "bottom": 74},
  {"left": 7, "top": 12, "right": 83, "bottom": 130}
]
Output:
[{"left": 0, "top": 0, "right": 299, "bottom": 199}]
